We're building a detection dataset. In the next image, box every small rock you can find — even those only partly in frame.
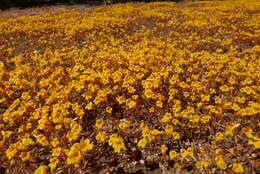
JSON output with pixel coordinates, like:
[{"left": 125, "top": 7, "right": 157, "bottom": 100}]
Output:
[{"left": 140, "top": 159, "right": 145, "bottom": 164}]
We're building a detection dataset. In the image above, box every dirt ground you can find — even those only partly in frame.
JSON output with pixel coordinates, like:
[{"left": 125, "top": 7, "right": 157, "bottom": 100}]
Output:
[{"left": 0, "top": 1, "right": 195, "bottom": 18}]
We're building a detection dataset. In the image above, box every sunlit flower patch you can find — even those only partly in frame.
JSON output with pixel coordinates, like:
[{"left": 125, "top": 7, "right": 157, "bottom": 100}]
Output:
[{"left": 0, "top": 0, "right": 259, "bottom": 173}]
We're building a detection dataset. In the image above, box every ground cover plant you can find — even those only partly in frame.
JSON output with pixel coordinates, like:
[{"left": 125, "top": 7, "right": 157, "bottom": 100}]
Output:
[{"left": 0, "top": 0, "right": 259, "bottom": 173}]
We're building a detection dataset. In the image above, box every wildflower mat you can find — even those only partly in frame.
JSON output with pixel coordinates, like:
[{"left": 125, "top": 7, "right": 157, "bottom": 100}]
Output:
[{"left": 0, "top": 0, "right": 259, "bottom": 173}]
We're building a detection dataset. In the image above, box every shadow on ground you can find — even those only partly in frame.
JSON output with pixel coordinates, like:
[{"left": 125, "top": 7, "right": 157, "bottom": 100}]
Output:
[{"left": 0, "top": 0, "right": 183, "bottom": 10}]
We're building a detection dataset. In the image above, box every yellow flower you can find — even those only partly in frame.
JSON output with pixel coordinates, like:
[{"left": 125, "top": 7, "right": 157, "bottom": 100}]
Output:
[
  {"left": 34, "top": 165, "right": 47, "bottom": 174},
  {"left": 1, "top": 131, "right": 13, "bottom": 140},
  {"left": 113, "top": 138, "right": 126, "bottom": 153},
  {"left": 79, "top": 138, "right": 94, "bottom": 152},
  {"left": 37, "top": 117, "right": 52, "bottom": 130},
  {"left": 215, "top": 148, "right": 222, "bottom": 155},
  {"left": 156, "top": 100, "right": 163, "bottom": 108},
  {"left": 52, "top": 111, "right": 64, "bottom": 124},
  {"left": 161, "top": 144, "right": 168, "bottom": 155},
  {"left": 200, "top": 115, "right": 211, "bottom": 124},
  {"left": 66, "top": 123, "right": 82, "bottom": 142},
  {"left": 215, "top": 155, "right": 227, "bottom": 169},
  {"left": 18, "top": 137, "right": 34, "bottom": 150},
  {"left": 20, "top": 152, "right": 31, "bottom": 161},
  {"left": 116, "top": 96, "right": 126, "bottom": 104},
  {"left": 95, "top": 119, "right": 104, "bottom": 129},
  {"left": 241, "top": 128, "right": 253, "bottom": 138},
  {"left": 164, "top": 125, "right": 173, "bottom": 134},
  {"left": 85, "top": 102, "right": 93, "bottom": 110},
  {"left": 172, "top": 118, "right": 180, "bottom": 125},
  {"left": 242, "top": 77, "right": 252, "bottom": 85},
  {"left": 149, "top": 107, "right": 155, "bottom": 113},
  {"left": 51, "top": 138, "right": 60, "bottom": 148},
  {"left": 127, "top": 100, "right": 136, "bottom": 109},
  {"left": 55, "top": 124, "right": 62, "bottom": 130},
  {"left": 161, "top": 112, "right": 172, "bottom": 123},
  {"left": 106, "top": 106, "right": 112, "bottom": 113},
  {"left": 215, "top": 132, "right": 224, "bottom": 141},
  {"left": 180, "top": 147, "right": 194, "bottom": 158},
  {"left": 172, "top": 131, "right": 181, "bottom": 140},
  {"left": 215, "top": 97, "right": 222, "bottom": 104},
  {"left": 72, "top": 103, "right": 84, "bottom": 118},
  {"left": 195, "top": 161, "right": 209, "bottom": 169},
  {"left": 232, "top": 163, "right": 244, "bottom": 173},
  {"left": 52, "top": 147, "right": 62, "bottom": 157},
  {"left": 234, "top": 96, "right": 245, "bottom": 103},
  {"left": 137, "top": 138, "right": 148, "bottom": 148},
  {"left": 169, "top": 150, "right": 177, "bottom": 160},
  {"left": 220, "top": 85, "right": 230, "bottom": 92},
  {"left": 66, "top": 143, "right": 83, "bottom": 165},
  {"left": 119, "top": 120, "right": 130, "bottom": 130},
  {"left": 108, "top": 134, "right": 126, "bottom": 153},
  {"left": 248, "top": 138, "right": 260, "bottom": 149},
  {"left": 36, "top": 134, "right": 49, "bottom": 146},
  {"left": 96, "top": 131, "right": 106, "bottom": 142},
  {"left": 225, "top": 125, "right": 234, "bottom": 136},
  {"left": 49, "top": 157, "right": 59, "bottom": 169},
  {"left": 189, "top": 115, "right": 200, "bottom": 123}
]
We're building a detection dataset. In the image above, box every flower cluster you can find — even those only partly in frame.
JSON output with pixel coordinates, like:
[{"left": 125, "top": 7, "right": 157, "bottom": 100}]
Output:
[{"left": 0, "top": 0, "right": 259, "bottom": 173}]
